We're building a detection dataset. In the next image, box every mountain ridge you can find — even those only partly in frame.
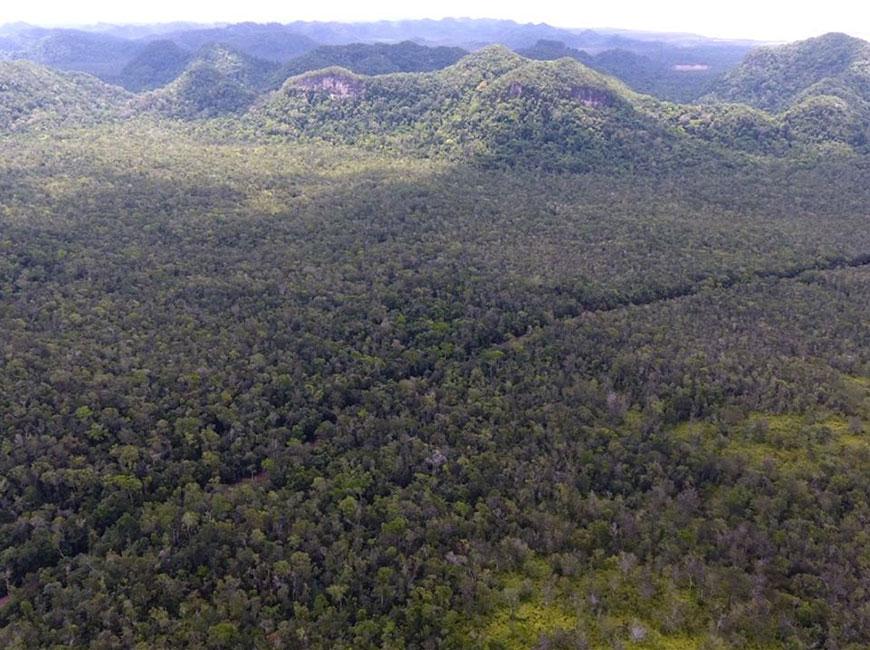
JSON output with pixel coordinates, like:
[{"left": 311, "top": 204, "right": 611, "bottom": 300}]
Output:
[
  {"left": 0, "top": 18, "right": 761, "bottom": 102},
  {"left": 1, "top": 33, "right": 868, "bottom": 158}
]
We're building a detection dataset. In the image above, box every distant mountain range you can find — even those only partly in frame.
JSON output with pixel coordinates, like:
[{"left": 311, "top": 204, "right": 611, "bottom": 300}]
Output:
[
  {"left": 2, "top": 30, "right": 867, "bottom": 161},
  {"left": 0, "top": 19, "right": 758, "bottom": 101},
  {"left": 280, "top": 41, "right": 468, "bottom": 78},
  {"left": 518, "top": 40, "right": 731, "bottom": 102}
]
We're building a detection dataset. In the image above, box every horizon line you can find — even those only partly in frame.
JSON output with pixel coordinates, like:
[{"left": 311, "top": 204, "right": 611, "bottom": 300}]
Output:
[{"left": 3, "top": 17, "right": 864, "bottom": 45}]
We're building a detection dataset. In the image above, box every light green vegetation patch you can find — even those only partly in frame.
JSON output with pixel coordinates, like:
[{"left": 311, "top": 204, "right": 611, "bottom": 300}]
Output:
[
  {"left": 470, "top": 555, "right": 781, "bottom": 650},
  {"left": 673, "top": 387, "right": 868, "bottom": 475}
]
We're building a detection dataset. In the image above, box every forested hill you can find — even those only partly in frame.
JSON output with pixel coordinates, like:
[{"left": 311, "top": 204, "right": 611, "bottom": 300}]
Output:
[
  {"left": 0, "top": 27, "right": 140, "bottom": 79},
  {"left": 705, "top": 32, "right": 870, "bottom": 111},
  {"left": 279, "top": 41, "right": 468, "bottom": 78},
  {"left": 256, "top": 48, "right": 671, "bottom": 170},
  {"left": 0, "top": 60, "right": 131, "bottom": 131},
  {"left": 130, "top": 45, "right": 280, "bottom": 119}
]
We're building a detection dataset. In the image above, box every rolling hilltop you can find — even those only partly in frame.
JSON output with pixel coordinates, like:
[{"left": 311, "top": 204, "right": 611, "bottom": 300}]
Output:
[
  {"left": 706, "top": 32, "right": 870, "bottom": 111},
  {"left": 256, "top": 48, "right": 679, "bottom": 171},
  {"left": 279, "top": 41, "right": 468, "bottom": 77},
  {"left": 0, "top": 60, "right": 131, "bottom": 131},
  {"left": 131, "top": 45, "right": 280, "bottom": 118}
]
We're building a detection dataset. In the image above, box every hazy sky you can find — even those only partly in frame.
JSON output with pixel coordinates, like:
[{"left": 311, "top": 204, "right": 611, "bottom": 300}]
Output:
[{"left": 2, "top": 0, "right": 869, "bottom": 41}]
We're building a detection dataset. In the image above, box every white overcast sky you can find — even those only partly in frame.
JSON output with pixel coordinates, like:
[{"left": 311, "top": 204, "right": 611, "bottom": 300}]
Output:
[{"left": 2, "top": 0, "right": 869, "bottom": 42}]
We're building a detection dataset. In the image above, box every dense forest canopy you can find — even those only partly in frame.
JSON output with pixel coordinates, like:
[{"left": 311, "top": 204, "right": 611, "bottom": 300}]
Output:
[{"left": 0, "top": 22, "right": 868, "bottom": 650}]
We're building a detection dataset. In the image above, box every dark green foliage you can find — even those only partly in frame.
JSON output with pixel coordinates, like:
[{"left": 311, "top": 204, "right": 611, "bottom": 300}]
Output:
[
  {"left": 280, "top": 41, "right": 468, "bottom": 78},
  {"left": 0, "top": 123, "right": 868, "bottom": 647},
  {"left": 701, "top": 33, "right": 870, "bottom": 148},
  {"left": 783, "top": 94, "right": 869, "bottom": 145},
  {"left": 256, "top": 47, "right": 526, "bottom": 145},
  {"left": 144, "top": 65, "right": 257, "bottom": 117},
  {"left": 118, "top": 40, "right": 192, "bottom": 92},
  {"left": 134, "top": 46, "right": 280, "bottom": 117},
  {"left": 649, "top": 101, "right": 786, "bottom": 153}
]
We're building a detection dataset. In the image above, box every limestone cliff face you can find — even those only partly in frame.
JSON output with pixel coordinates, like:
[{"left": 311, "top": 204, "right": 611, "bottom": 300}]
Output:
[
  {"left": 569, "top": 86, "right": 614, "bottom": 108},
  {"left": 291, "top": 70, "right": 365, "bottom": 100}
]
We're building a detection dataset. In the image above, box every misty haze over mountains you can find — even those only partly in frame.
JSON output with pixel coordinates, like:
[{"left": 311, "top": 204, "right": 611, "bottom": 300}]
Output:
[
  {"left": 0, "top": 18, "right": 760, "bottom": 101},
  {"left": 1, "top": 17, "right": 868, "bottom": 146}
]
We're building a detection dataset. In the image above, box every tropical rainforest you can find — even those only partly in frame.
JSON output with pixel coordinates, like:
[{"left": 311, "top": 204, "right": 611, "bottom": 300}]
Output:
[{"left": 0, "top": 18, "right": 869, "bottom": 650}]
